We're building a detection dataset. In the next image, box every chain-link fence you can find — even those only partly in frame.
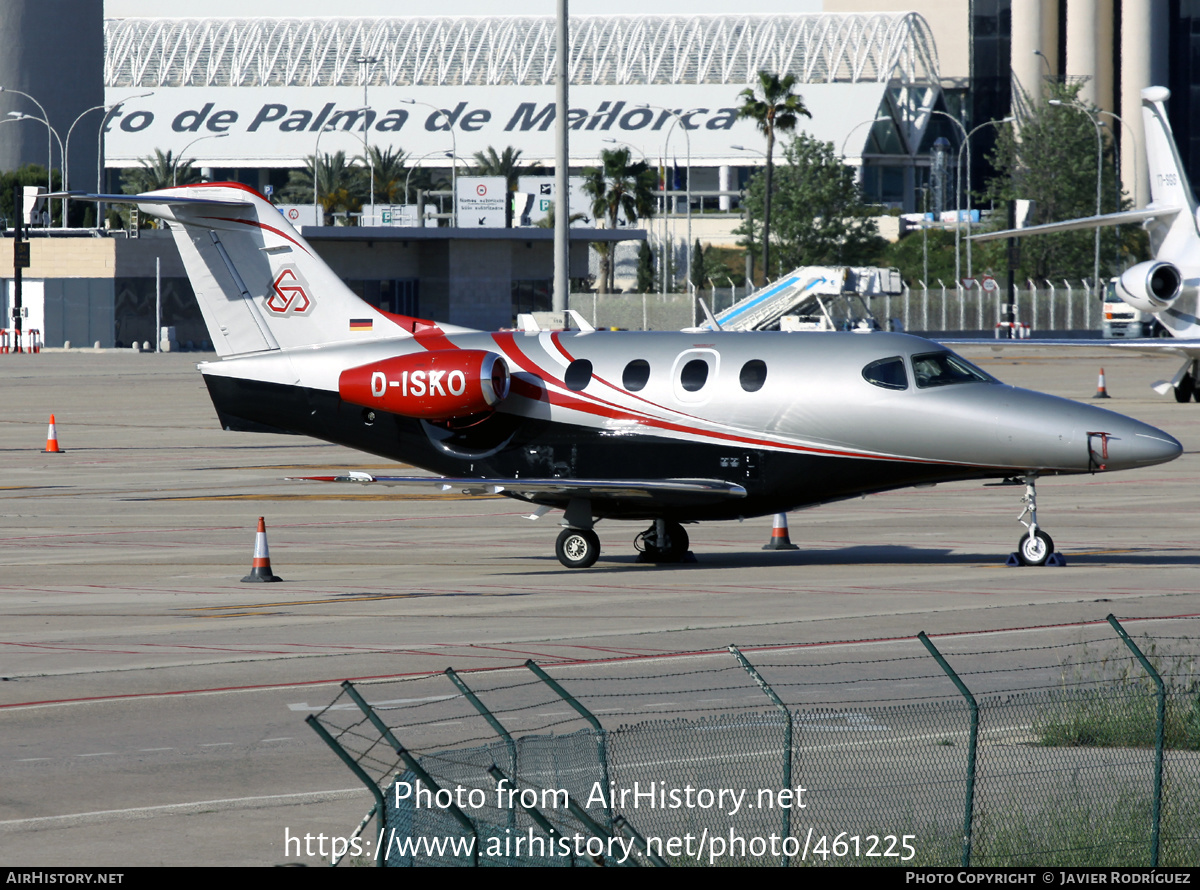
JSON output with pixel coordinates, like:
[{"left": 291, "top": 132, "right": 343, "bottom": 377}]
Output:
[
  {"left": 308, "top": 616, "right": 1200, "bottom": 867},
  {"left": 566, "top": 281, "right": 1100, "bottom": 335}
]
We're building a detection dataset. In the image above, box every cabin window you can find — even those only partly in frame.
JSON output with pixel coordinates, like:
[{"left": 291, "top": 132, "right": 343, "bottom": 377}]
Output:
[
  {"left": 564, "top": 359, "right": 593, "bottom": 391},
  {"left": 911, "top": 352, "right": 996, "bottom": 388},
  {"left": 740, "top": 359, "right": 767, "bottom": 392},
  {"left": 862, "top": 356, "right": 908, "bottom": 390},
  {"left": 623, "top": 359, "right": 650, "bottom": 392},
  {"left": 680, "top": 359, "right": 709, "bottom": 392}
]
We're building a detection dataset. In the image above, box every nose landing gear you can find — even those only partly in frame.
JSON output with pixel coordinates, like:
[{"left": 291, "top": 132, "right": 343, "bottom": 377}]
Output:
[{"left": 1015, "top": 474, "right": 1056, "bottom": 566}]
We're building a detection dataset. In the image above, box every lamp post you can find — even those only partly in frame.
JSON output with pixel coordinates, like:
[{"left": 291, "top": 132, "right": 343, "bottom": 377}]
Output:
[
  {"left": 0, "top": 87, "right": 53, "bottom": 206},
  {"left": 1050, "top": 99, "right": 1103, "bottom": 299},
  {"left": 94, "top": 92, "right": 156, "bottom": 227},
  {"left": 175, "top": 132, "right": 228, "bottom": 186},
  {"left": 640, "top": 105, "right": 697, "bottom": 291},
  {"left": 8, "top": 112, "right": 63, "bottom": 226},
  {"left": 400, "top": 99, "right": 458, "bottom": 226},
  {"left": 958, "top": 117, "right": 1015, "bottom": 279},
  {"left": 355, "top": 57, "right": 378, "bottom": 223},
  {"left": 405, "top": 149, "right": 453, "bottom": 224},
  {"left": 731, "top": 143, "right": 767, "bottom": 290}
]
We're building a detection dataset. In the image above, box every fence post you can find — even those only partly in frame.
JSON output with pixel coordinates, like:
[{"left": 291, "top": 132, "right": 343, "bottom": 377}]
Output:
[
  {"left": 525, "top": 659, "right": 614, "bottom": 829},
  {"left": 729, "top": 645, "right": 793, "bottom": 867},
  {"left": 340, "top": 680, "right": 481, "bottom": 866},
  {"left": 917, "top": 632, "right": 978, "bottom": 868},
  {"left": 904, "top": 284, "right": 911, "bottom": 332},
  {"left": 304, "top": 714, "right": 389, "bottom": 867},
  {"left": 1106, "top": 614, "right": 1165, "bottom": 866},
  {"left": 1027, "top": 279, "right": 1037, "bottom": 334},
  {"left": 445, "top": 668, "right": 518, "bottom": 838},
  {"left": 1045, "top": 280, "right": 1055, "bottom": 334},
  {"left": 486, "top": 764, "right": 578, "bottom": 867},
  {"left": 920, "top": 280, "right": 929, "bottom": 332},
  {"left": 938, "top": 279, "right": 947, "bottom": 331},
  {"left": 957, "top": 282, "right": 965, "bottom": 331}
]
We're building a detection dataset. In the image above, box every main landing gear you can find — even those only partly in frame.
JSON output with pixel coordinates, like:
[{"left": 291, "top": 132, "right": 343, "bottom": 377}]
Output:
[
  {"left": 635, "top": 519, "right": 691, "bottom": 563},
  {"left": 553, "top": 518, "right": 693, "bottom": 568},
  {"left": 1015, "top": 474, "right": 1055, "bottom": 567}
]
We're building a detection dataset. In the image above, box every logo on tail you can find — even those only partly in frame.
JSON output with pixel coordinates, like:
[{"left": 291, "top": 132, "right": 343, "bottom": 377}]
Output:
[{"left": 267, "top": 267, "right": 313, "bottom": 316}]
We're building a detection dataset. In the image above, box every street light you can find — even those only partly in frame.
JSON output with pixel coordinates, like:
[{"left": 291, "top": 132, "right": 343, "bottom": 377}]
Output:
[
  {"left": 175, "top": 132, "right": 229, "bottom": 186},
  {"left": 640, "top": 105, "right": 698, "bottom": 291},
  {"left": 731, "top": 143, "right": 767, "bottom": 290},
  {"left": 355, "top": 57, "right": 378, "bottom": 223},
  {"left": 958, "top": 116, "right": 1016, "bottom": 279},
  {"left": 8, "top": 111, "right": 63, "bottom": 226},
  {"left": 94, "top": 92, "right": 154, "bottom": 227},
  {"left": 930, "top": 110, "right": 968, "bottom": 284},
  {"left": 400, "top": 99, "right": 458, "bottom": 226},
  {"left": 1050, "top": 98, "right": 1103, "bottom": 300},
  {"left": 0, "top": 86, "right": 53, "bottom": 205}
]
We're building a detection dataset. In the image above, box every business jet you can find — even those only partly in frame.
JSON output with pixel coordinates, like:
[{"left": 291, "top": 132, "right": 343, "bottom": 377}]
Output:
[
  {"left": 972, "top": 85, "right": 1200, "bottom": 403},
  {"left": 78, "top": 184, "right": 1180, "bottom": 568}
]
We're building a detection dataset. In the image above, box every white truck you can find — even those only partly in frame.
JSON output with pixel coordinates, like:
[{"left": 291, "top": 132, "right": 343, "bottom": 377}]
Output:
[{"left": 1102, "top": 277, "right": 1168, "bottom": 338}]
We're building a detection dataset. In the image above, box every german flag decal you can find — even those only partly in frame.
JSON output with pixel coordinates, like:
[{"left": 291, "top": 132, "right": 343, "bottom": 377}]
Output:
[{"left": 349, "top": 318, "right": 373, "bottom": 332}]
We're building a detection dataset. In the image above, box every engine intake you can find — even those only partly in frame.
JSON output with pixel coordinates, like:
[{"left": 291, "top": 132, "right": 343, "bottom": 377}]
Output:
[
  {"left": 1116, "top": 261, "right": 1183, "bottom": 312},
  {"left": 339, "top": 350, "right": 510, "bottom": 421}
]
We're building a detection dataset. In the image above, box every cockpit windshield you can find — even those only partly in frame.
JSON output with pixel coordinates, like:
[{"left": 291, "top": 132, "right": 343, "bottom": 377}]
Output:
[{"left": 910, "top": 352, "right": 997, "bottom": 389}]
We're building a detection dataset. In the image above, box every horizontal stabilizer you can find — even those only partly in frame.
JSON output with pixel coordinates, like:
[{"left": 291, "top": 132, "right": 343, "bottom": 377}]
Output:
[
  {"left": 62, "top": 192, "right": 245, "bottom": 208},
  {"left": 968, "top": 206, "right": 1180, "bottom": 242}
]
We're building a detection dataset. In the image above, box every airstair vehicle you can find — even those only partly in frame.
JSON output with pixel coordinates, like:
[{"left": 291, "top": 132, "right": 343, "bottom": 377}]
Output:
[{"left": 707, "top": 266, "right": 904, "bottom": 332}]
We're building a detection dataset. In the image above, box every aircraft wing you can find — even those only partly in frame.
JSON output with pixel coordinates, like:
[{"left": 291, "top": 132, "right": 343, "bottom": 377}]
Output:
[
  {"left": 942, "top": 337, "right": 1200, "bottom": 395},
  {"left": 288, "top": 472, "right": 748, "bottom": 502},
  {"left": 968, "top": 206, "right": 1181, "bottom": 242}
]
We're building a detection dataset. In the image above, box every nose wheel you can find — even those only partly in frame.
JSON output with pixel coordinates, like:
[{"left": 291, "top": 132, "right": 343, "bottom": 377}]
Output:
[{"left": 1014, "top": 474, "right": 1058, "bottom": 566}]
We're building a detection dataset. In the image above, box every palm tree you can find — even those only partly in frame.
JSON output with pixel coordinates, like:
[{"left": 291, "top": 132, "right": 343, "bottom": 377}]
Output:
[
  {"left": 737, "top": 70, "right": 810, "bottom": 283},
  {"left": 122, "top": 149, "right": 199, "bottom": 194},
  {"left": 581, "top": 147, "right": 657, "bottom": 293},
  {"left": 359, "top": 145, "right": 409, "bottom": 205},
  {"left": 281, "top": 151, "right": 365, "bottom": 225},
  {"left": 472, "top": 145, "right": 543, "bottom": 193}
]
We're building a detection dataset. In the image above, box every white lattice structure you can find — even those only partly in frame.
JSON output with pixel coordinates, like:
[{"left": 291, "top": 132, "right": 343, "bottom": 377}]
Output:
[{"left": 105, "top": 13, "right": 940, "bottom": 89}]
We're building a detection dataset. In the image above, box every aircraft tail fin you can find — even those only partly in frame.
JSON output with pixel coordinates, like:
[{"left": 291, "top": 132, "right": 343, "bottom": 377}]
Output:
[
  {"left": 95, "top": 183, "right": 444, "bottom": 357},
  {"left": 1141, "top": 87, "right": 1199, "bottom": 254}
]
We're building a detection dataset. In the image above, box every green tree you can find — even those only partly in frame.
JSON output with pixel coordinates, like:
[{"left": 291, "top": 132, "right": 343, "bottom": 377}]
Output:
[
  {"left": 736, "top": 70, "right": 811, "bottom": 283},
  {"left": 471, "top": 145, "right": 543, "bottom": 193},
  {"left": 981, "top": 81, "right": 1131, "bottom": 282},
  {"left": 122, "top": 148, "right": 199, "bottom": 193},
  {"left": 636, "top": 240, "right": 656, "bottom": 292},
  {"left": 281, "top": 151, "right": 365, "bottom": 225},
  {"left": 735, "top": 133, "right": 884, "bottom": 272},
  {"left": 359, "top": 145, "right": 409, "bottom": 205},
  {"left": 581, "top": 147, "right": 657, "bottom": 293},
  {"left": 0, "top": 164, "right": 62, "bottom": 226}
]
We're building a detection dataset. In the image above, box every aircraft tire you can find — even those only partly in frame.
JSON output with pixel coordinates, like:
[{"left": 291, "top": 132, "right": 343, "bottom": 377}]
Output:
[
  {"left": 556, "top": 528, "right": 600, "bottom": 569},
  {"left": 1175, "top": 375, "right": 1194, "bottom": 403},
  {"left": 1017, "top": 530, "right": 1054, "bottom": 566}
]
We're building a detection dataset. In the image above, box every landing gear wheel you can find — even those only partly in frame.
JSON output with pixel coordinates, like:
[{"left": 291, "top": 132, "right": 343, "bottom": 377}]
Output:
[
  {"left": 556, "top": 528, "right": 600, "bottom": 569},
  {"left": 636, "top": 520, "right": 690, "bottom": 563},
  {"left": 1017, "top": 529, "right": 1054, "bottom": 566},
  {"left": 1175, "top": 374, "right": 1194, "bottom": 403}
]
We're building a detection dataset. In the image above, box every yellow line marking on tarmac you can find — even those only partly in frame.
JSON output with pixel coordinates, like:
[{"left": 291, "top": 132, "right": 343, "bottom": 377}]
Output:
[{"left": 185, "top": 593, "right": 427, "bottom": 613}]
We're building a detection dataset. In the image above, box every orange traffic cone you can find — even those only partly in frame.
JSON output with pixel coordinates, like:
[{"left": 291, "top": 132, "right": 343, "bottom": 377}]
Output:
[
  {"left": 1093, "top": 368, "right": 1111, "bottom": 399},
  {"left": 241, "top": 516, "right": 282, "bottom": 582},
  {"left": 43, "top": 415, "right": 62, "bottom": 453},
  {"left": 762, "top": 513, "right": 799, "bottom": 550}
]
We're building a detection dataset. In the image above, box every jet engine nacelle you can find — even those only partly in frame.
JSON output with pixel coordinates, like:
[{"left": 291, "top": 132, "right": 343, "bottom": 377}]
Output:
[
  {"left": 339, "top": 350, "right": 510, "bottom": 420},
  {"left": 1115, "top": 260, "right": 1183, "bottom": 312}
]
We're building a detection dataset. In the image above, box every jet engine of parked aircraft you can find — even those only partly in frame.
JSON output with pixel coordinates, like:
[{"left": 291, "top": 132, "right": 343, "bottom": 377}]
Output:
[{"left": 72, "top": 183, "right": 1182, "bottom": 569}]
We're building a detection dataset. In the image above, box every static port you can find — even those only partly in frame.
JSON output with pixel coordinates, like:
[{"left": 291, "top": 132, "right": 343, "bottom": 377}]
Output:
[{"left": 362, "top": 409, "right": 376, "bottom": 425}]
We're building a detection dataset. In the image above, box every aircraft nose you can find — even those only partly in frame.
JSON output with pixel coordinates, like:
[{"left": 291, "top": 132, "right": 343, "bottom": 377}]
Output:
[{"left": 1101, "top": 419, "right": 1182, "bottom": 470}]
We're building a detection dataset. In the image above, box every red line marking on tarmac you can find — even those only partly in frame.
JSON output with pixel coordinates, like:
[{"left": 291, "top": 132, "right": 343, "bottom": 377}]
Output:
[{"left": 6, "top": 614, "right": 1197, "bottom": 711}]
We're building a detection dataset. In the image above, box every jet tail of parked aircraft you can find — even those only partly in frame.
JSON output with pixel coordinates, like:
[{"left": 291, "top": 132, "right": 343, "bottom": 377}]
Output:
[{"left": 77, "top": 183, "right": 454, "bottom": 357}]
